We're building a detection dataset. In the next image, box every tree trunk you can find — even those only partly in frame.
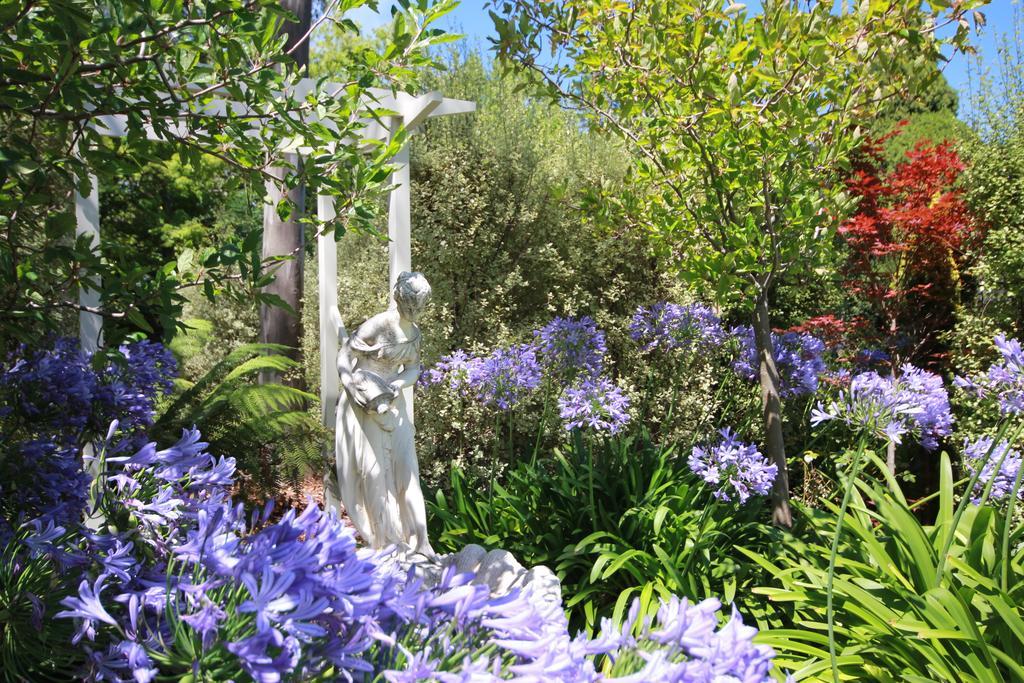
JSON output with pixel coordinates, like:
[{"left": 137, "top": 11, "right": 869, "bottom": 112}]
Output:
[
  {"left": 753, "top": 293, "right": 792, "bottom": 527},
  {"left": 260, "top": 0, "right": 312, "bottom": 385},
  {"left": 886, "top": 315, "right": 899, "bottom": 474},
  {"left": 260, "top": 161, "right": 306, "bottom": 384}
]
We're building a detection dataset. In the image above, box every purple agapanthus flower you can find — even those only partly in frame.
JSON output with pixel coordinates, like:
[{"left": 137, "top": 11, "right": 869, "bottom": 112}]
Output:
[
  {"left": 57, "top": 577, "right": 119, "bottom": 644},
  {"left": 630, "top": 302, "right": 727, "bottom": 354},
  {"left": 558, "top": 376, "right": 631, "bottom": 434},
  {"left": 419, "top": 349, "right": 482, "bottom": 392},
  {"left": 534, "top": 316, "right": 607, "bottom": 381},
  {"left": 688, "top": 428, "right": 777, "bottom": 503},
  {"left": 732, "top": 327, "right": 825, "bottom": 399},
  {"left": 420, "top": 344, "right": 542, "bottom": 411},
  {"left": 467, "top": 344, "right": 542, "bottom": 410},
  {"left": 955, "top": 335, "right": 1024, "bottom": 415},
  {"left": 964, "top": 436, "right": 1023, "bottom": 504},
  {"left": 181, "top": 601, "right": 227, "bottom": 651},
  {"left": 0, "top": 337, "right": 177, "bottom": 526},
  {"left": 811, "top": 364, "right": 952, "bottom": 450}
]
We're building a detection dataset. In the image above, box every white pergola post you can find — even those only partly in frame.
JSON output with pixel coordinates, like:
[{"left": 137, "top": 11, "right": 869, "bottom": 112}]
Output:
[
  {"left": 387, "top": 124, "right": 412, "bottom": 291},
  {"left": 318, "top": 91, "right": 475, "bottom": 432},
  {"left": 317, "top": 194, "right": 340, "bottom": 431},
  {"left": 75, "top": 174, "right": 103, "bottom": 355}
]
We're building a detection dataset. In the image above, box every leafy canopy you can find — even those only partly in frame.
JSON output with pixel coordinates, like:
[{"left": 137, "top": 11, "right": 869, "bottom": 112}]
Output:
[
  {"left": 490, "top": 0, "right": 985, "bottom": 306},
  {"left": 0, "top": 0, "right": 456, "bottom": 349}
]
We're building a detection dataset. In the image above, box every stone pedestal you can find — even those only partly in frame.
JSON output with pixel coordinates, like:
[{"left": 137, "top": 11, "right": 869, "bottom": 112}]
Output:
[{"left": 396, "top": 543, "right": 563, "bottom": 607}]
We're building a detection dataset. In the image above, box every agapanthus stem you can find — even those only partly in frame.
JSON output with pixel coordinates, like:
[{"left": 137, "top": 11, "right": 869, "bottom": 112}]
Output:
[
  {"left": 489, "top": 413, "right": 501, "bottom": 509},
  {"left": 508, "top": 409, "right": 514, "bottom": 467},
  {"left": 531, "top": 392, "right": 552, "bottom": 468},
  {"left": 826, "top": 436, "right": 868, "bottom": 683},
  {"left": 588, "top": 442, "right": 596, "bottom": 523},
  {"left": 681, "top": 490, "right": 715, "bottom": 578}
]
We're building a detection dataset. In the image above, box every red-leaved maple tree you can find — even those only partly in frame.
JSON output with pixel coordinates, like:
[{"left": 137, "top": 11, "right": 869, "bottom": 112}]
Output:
[{"left": 838, "top": 127, "right": 981, "bottom": 369}]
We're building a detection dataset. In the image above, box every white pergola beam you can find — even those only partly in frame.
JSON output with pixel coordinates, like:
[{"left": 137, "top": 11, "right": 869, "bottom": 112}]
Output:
[{"left": 91, "top": 85, "right": 474, "bottom": 145}]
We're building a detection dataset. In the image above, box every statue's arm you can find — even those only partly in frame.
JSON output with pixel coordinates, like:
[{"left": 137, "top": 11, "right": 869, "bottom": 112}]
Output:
[
  {"left": 389, "top": 361, "right": 420, "bottom": 393},
  {"left": 337, "top": 316, "right": 387, "bottom": 410},
  {"left": 337, "top": 339, "right": 365, "bottom": 409}
]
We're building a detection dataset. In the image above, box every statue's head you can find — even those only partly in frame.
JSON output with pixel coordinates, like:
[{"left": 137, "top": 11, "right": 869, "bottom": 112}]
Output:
[{"left": 393, "top": 271, "right": 431, "bottom": 322}]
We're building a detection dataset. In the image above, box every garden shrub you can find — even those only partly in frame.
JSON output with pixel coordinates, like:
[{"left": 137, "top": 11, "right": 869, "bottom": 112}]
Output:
[{"left": 430, "top": 432, "right": 784, "bottom": 635}]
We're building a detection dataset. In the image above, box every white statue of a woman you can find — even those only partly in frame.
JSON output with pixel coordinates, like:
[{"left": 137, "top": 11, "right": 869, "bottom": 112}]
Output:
[{"left": 334, "top": 271, "right": 433, "bottom": 555}]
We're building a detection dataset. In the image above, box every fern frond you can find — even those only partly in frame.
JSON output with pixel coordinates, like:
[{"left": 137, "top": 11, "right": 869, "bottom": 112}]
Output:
[
  {"left": 154, "top": 344, "right": 327, "bottom": 503},
  {"left": 227, "top": 384, "right": 317, "bottom": 416},
  {"left": 224, "top": 355, "right": 301, "bottom": 382},
  {"left": 153, "top": 344, "right": 296, "bottom": 431}
]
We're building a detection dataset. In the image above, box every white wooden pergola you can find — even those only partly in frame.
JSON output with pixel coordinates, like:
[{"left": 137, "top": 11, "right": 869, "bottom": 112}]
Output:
[{"left": 75, "top": 81, "right": 475, "bottom": 435}]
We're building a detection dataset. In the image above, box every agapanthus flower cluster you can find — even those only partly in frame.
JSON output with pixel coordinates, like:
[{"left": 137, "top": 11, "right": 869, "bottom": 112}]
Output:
[
  {"left": 0, "top": 338, "right": 176, "bottom": 447},
  {"left": 558, "top": 376, "right": 631, "bottom": 434},
  {"left": 453, "top": 592, "right": 781, "bottom": 682},
  {"left": 470, "top": 344, "right": 543, "bottom": 410},
  {"left": 421, "top": 344, "right": 542, "bottom": 411},
  {"left": 534, "top": 316, "right": 606, "bottom": 381},
  {"left": 811, "top": 365, "right": 952, "bottom": 449},
  {"left": 732, "top": 327, "right": 826, "bottom": 399},
  {"left": 0, "top": 338, "right": 177, "bottom": 529},
  {"left": 0, "top": 418, "right": 785, "bottom": 682},
  {"left": 964, "top": 436, "right": 1024, "bottom": 504},
  {"left": 3, "top": 439, "right": 88, "bottom": 529},
  {"left": 955, "top": 335, "right": 1024, "bottom": 415},
  {"left": 688, "top": 428, "right": 777, "bottom": 503},
  {"left": 420, "top": 349, "right": 482, "bottom": 391},
  {"left": 630, "top": 302, "right": 727, "bottom": 354}
]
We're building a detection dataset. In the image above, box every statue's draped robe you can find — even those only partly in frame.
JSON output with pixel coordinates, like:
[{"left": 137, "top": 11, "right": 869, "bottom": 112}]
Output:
[{"left": 334, "top": 328, "right": 422, "bottom": 548}]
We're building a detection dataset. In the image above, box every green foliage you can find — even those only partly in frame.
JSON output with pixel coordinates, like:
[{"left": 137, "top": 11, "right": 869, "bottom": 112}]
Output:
[
  {"left": 879, "top": 61, "right": 961, "bottom": 121},
  {"left": 0, "top": 0, "right": 457, "bottom": 351},
  {"left": 430, "top": 433, "right": 781, "bottom": 634},
  {"left": 947, "top": 12, "right": 1024, "bottom": 372},
  {"left": 0, "top": 528, "right": 81, "bottom": 682},
  {"left": 100, "top": 153, "right": 263, "bottom": 339},
  {"left": 877, "top": 112, "right": 971, "bottom": 168},
  {"left": 959, "top": 137, "right": 1024, "bottom": 337},
  {"left": 491, "top": 0, "right": 982, "bottom": 309},
  {"left": 409, "top": 51, "right": 654, "bottom": 352},
  {"left": 748, "top": 453, "right": 1024, "bottom": 681},
  {"left": 152, "top": 341, "right": 325, "bottom": 498}
]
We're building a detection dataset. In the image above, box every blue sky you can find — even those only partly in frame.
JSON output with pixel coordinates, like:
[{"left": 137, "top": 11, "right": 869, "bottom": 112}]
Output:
[{"left": 346, "top": 0, "right": 1021, "bottom": 118}]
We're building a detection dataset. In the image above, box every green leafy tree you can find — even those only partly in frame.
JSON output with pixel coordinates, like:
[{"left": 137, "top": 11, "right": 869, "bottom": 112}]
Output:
[
  {"left": 874, "top": 63, "right": 971, "bottom": 165},
  {"left": 490, "top": 0, "right": 983, "bottom": 526},
  {"left": 0, "top": 0, "right": 456, "bottom": 352}
]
